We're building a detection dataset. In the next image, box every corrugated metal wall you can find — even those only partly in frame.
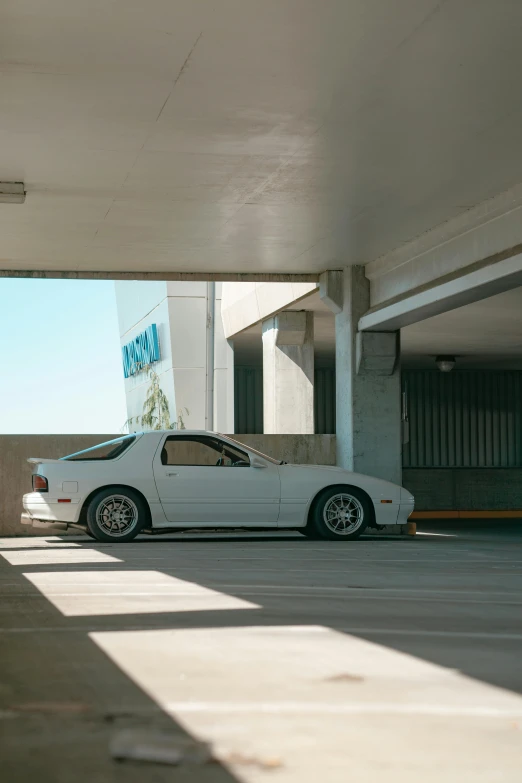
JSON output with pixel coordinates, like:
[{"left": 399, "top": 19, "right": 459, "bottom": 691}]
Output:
[
  {"left": 315, "top": 368, "right": 336, "bottom": 434},
  {"left": 235, "top": 367, "right": 522, "bottom": 463},
  {"left": 234, "top": 367, "right": 263, "bottom": 434},
  {"left": 235, "top": 366, "right": 336, "bottom": 434},
  {"left": 403, "top": 370, "right": 522, "bottom": 468}
]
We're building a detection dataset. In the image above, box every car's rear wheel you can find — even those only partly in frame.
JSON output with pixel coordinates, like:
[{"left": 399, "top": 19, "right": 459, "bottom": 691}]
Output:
[
  {"left": 307, "top": 486, "right": 370, "bottom": 541},
  {"left": 86, "top": 488, "right": 147, "bottom": 542}
]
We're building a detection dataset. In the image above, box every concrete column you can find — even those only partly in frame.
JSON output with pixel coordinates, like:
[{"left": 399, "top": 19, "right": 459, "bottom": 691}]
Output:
[
  {"left": 262, "top": 311, "right": 314, "bottom": 434},
  {"left": 214, "top": 283, "right": 235, "bottom": 433},
  {"left": 324, "top": 267, "right": 401, "bottom": 483}
]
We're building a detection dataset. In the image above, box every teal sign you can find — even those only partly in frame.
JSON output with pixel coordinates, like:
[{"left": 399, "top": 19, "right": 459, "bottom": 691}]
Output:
[{"left": 122, "top": 324, "right": 160, "bottom": 378}]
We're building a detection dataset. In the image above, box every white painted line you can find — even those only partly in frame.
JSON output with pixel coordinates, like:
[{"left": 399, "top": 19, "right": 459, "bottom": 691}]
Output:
[
  {"left": 209, "top": 584, "right": 522, "bottom": 597},
  {"left": 4, "top": 627, "right": 522, "bottom": 640},
  {"left": 121, "top": 556, "right": 511, "bottom": 563},
  {"left": 415, "top": 532, "right": 457, "bottom": 537},
  {"left": 166, "top": 701, "right": 522, "bottom": 718},
  {"left": 221, "top": 591, "right": 522, "bottom": 604},
  {"left": 338, "top": 628, "right": 522, "bottom": 641}
]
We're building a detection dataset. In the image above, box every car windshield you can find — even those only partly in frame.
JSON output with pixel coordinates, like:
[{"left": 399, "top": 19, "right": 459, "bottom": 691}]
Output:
[
  {"left": 61, "top": 436, "right": 136, "bottom": 461},
  {"left": 220, "top": 435, "right": 282, "bottom": 465}
]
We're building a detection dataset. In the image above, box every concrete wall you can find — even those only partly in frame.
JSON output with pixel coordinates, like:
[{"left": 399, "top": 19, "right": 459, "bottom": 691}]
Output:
[
  {"left": 0, "top": 434, "right": 336, "bottom": 536},
  {"left": 0, "top": 435, "right": 119, "bottom": 536},
  {"left": 403, "top": 469, "right": 522, "bottom": 510},
  {"left": 232, "top": 434, "right": 336, "bottom": 465}
]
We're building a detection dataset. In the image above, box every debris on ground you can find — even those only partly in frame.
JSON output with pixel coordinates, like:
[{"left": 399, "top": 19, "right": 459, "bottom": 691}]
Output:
[
  {"left": 110, "top": 729, "right": 212, "bottom": 766},
  {"left": 216, "top": 750, "right": 284, "bottom": 770},
  {"left": 325, "top": 673, "right": 364, "bottom": 682}
]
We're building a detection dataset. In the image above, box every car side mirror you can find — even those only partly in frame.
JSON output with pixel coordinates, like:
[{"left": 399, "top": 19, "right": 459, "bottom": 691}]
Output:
[{"left": 250, "top": 456, "right": 267, "bottom": 469}]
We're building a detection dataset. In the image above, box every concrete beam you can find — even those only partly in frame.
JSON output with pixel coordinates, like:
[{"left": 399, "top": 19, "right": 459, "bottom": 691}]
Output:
[
  {"left": 221, "top": 281, "right": 318, "bottom": 338},
  {"left": 366, "top": 182, "right": 522, "bottom": 308},
  {"left": 275, "top": 311, "right": 310, "bottom": 346},
  {"left": 356, "top": 332, "right": 398, "bottom": 375},
  {"left": 359, "top": 248, "right": 522, "bottom": 332},
  {"left": 0, "top": 270, "right": 320, "bottom": 284},
  {"left": 319, "top": 270, "right": 344, "bottom": 314}
]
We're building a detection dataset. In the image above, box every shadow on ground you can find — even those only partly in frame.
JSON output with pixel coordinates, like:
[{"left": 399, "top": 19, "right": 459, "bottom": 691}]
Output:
[{"left": 1, "top": 522, "right": 522, "bottom": 780}]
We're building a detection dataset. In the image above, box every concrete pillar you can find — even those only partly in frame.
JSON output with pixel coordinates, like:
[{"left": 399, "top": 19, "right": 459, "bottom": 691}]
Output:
[
  {"left": 262, "top": 311, "right": 314, "bottom": 434},
  {"left": 323, "top": 268, "right": 401, "bottom": 483},
  {"left": 214, "top": 283, "right": 235, "bottom": 433}
]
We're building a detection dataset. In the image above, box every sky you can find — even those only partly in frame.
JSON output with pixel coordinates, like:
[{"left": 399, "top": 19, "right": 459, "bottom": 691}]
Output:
[{"left": 0, "top": 279, "right": 128, "bottom": 434}]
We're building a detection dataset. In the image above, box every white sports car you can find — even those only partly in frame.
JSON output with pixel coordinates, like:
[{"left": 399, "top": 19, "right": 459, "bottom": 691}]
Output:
[{"left": 22, "top": 431, "right": 414, "bottom": 542}]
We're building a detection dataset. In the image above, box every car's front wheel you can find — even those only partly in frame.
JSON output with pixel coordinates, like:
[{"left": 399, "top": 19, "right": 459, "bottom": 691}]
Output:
[
  {"left": 307, "top": 486, "right": 370, "bottom": 541},
  {"left": 86, "top": 487, "right": 147, "bottom": 542}
]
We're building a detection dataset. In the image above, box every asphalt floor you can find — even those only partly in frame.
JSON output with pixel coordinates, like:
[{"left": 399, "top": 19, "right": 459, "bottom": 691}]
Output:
[{"left": 1, "top": 522, "right": 522, "bottom": 781}]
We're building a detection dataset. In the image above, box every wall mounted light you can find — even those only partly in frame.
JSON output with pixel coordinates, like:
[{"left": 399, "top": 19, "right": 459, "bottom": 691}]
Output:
[
  {"left": 0, "top": 182, "right": 25, "bottom": 204},
  {"left": 435, "top": 355, "right": 456, "bottom": 373}
]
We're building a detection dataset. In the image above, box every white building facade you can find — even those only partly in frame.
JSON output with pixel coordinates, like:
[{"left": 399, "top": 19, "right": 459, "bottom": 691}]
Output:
[{"left": 115, "top": 281, "right": 234, "bottom": 434}]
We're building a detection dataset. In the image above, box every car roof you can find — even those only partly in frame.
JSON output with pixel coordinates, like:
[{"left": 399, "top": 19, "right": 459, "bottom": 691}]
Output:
[{"left": 136, "top": 430, "right": 221, "bottom": 436}]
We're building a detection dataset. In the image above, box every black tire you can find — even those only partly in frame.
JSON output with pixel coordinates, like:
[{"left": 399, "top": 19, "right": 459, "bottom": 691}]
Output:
[
  {"left": 307, "top": 485, "right": 371, "bottom": 541},
  {"left": 86, "top": 487, "right": 148, "bottom": 543}
]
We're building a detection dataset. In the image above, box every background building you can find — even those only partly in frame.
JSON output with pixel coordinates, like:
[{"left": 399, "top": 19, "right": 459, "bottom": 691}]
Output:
[{"left": 115, "top": 281, "right": 233, "bottom": 434}]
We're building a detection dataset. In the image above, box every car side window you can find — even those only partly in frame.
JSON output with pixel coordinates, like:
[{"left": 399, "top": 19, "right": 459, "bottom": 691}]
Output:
[{"left": 161, "top": 436, "right": 250, "bottom": 467}]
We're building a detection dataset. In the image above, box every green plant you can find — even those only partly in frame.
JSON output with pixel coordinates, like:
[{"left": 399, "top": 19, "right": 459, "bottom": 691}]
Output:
[
  {"left": 177, "top": 407, "right": 189, "bottom": 430},
  {"left": 126, "top": 369, "right": 174, "bottom": 431}
]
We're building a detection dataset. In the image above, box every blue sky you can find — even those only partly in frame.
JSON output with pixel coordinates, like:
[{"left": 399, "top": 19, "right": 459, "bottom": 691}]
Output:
[{"left": 0, "top": 279, "right": 127, "bottom": 434}]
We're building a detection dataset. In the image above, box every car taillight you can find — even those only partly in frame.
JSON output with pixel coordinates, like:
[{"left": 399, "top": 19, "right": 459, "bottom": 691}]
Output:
[{"left": 32, "top": 475, "right": 48, "bottom": 492}]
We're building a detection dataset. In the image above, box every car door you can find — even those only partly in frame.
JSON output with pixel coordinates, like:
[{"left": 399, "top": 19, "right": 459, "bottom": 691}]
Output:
[{"left": 153, "top": 434, "right": 280, "bottom": 526}]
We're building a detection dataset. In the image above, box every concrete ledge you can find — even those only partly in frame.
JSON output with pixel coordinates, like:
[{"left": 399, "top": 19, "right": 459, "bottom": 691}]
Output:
[{"left": 412, "top": 510, "right": 522, "bottom": 519}]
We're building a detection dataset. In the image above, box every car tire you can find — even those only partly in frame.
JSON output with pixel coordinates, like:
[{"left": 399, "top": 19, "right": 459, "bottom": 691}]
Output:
[
  {"left": 86, "top": 487, "right": 147, "bottom": 543},
  {"left": 308, "top": 485, "right": 370, "bottom": 541}
]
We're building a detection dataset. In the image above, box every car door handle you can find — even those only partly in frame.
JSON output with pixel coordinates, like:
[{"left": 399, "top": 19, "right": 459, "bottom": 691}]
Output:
[{"left": 166, "top": 471, "right": 179, "bottom": 477}]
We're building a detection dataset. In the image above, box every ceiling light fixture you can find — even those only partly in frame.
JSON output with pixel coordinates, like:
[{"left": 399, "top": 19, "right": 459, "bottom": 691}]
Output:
[
  {"left": 435, "top": 355, "right": 456, "bottom": 373},
  {"left": 0, "top": 182, "right": 25, "bottom": 204}
]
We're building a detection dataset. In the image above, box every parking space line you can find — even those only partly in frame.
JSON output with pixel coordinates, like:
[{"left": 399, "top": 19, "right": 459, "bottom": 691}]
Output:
[
  {"left": 165, "top": 701, "right": 522, "bottom": 718},
  {"left": 337, "top": 628, "right": 522, "bottom": 640}
]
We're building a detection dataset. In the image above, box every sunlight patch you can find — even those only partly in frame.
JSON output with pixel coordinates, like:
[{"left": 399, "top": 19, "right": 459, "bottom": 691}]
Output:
[
  {"left": 90, "top": 625, "right": 522, "bottom": 782},
  {"left": 2, "top": 548, "right": 121, "bottom": 566},
  {"left": 0, "top": 537, "right": 80, "bottom": 549},
  {"left": 24, "top": 570, "right": 259, "bottom": 616}
]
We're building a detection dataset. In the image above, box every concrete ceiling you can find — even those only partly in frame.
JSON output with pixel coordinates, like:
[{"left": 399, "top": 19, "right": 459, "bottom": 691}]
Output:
[
  {"left": 234, "top": 287, "right": 522, "bottom": 369},
  {"left": 2, "top": 1, "right": 522, "bottom": 277},
  {"left": 401, "top": 286, "right": 522, "bottom": 368}
]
